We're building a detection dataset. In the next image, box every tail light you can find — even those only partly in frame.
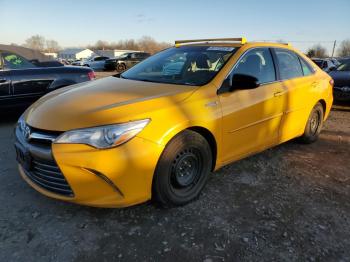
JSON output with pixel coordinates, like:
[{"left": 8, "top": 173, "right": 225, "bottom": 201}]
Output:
[
  {"left": 329, "top": 79, "right": 334, "bottom": 87},
  {"left": 88, "top": 71, "right": 96, "bottom": 80}
]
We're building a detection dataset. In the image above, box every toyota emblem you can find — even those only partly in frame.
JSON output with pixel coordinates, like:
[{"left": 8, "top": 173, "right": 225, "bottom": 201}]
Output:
[{"left": 23, "top": 125, "right": 31, "bottom": 141}]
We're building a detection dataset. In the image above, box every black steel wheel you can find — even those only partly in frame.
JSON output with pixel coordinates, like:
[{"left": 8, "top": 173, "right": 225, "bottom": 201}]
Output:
[
  {"left": 300, "top": 102, "right": 324, "bottom": 144},
  {"left": 153, "top": 130, "right": 212, "bottom": 207}
]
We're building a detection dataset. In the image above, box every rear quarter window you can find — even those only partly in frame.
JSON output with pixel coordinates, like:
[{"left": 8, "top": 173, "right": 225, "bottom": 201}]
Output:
[
  {"left": 299, "top": 57, "right": 315, "bottom": 76},
  {"left": 2, "top": 52, "right": 35, "bottom": 69}
]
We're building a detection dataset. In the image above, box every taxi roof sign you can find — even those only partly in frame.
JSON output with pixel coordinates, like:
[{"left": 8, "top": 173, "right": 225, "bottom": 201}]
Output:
[{"left": 175, "top": 37, "right": 247, "bottom": 47}]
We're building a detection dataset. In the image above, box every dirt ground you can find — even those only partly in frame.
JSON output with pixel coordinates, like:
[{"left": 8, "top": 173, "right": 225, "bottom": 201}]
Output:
[{"left": 0, "top": 85, "right": 349, "bottom": 261}]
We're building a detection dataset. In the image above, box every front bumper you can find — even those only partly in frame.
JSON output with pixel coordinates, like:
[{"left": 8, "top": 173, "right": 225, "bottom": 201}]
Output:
[{"left": 15, "top": 126, "right": 164, "bottom": 207}]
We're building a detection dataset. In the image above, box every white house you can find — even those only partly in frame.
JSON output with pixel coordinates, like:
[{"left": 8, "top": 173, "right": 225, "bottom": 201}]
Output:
[
  {"left": 95, "top": 49, "right": 141, "bottom": 58},
  {"left": 58, "top": 48, "right": 95, "bottom": 60},
  {"left": 44, "top": 52, "right": 58, "bottom": 59}
]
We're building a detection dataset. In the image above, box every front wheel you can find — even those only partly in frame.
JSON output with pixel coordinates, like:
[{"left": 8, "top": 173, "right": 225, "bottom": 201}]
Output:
[
  {"left": 300, "top": 102, "right": 324, "bottom": 144},
  {"left": 152, "top": 130, "right": 212, "bottom": 207}
]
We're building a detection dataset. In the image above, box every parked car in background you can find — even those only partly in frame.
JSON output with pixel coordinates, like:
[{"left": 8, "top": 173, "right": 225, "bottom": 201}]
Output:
[
  {"left": 104, "top": 52, "right": 150, "bottom": 72},
  {"left": 72, "top": 56, "right": 110, "bottom": 70},
  {"left": 329, "top": 59, "right": 350, "bottom": 101},
  {"left": 82, "top": 56, "right": 110, "bottom": 70},
  {"left": 312, "top": 58, "right": 337, "bottom": 72},
  {"left": 0, "top": 45, "right": 95, "bottom": 109},
  {"left": 330, "top": 58, "right": 341, "bottom": 67},
  {"left": 71, "top": 59, "right": 84, "bottom": 66}
]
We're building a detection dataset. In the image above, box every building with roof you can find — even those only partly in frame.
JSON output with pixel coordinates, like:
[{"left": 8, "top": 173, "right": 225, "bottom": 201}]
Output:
[
  {"left": 95, "top": 49, "right": 141, "bottom": 58},
  {"left": 58, "top": 48, "right": 95, "bottom": 60}
]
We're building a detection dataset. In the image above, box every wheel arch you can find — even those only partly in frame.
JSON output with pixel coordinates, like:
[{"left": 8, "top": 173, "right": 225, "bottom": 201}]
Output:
[
  {"left": 186, "top": 126, "right": 217, "bottom": 171},
  {"left": 318, "top": 99, "right": 327, "bottom": 119}
]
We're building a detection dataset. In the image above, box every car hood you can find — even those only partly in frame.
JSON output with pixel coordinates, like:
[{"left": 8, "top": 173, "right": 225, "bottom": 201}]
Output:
[{"left": 25, "top": 77, "right": 197, "bottom": 131}]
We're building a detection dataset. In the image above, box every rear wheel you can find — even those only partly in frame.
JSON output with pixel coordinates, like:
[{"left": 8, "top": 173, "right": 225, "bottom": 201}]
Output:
[
  {"left": 300, "top": 102, "right": 324, "bottom": 144},
  {"left": 116, "top": 63, "right": 126, "bottom": 72},
  {"left": 153, "top": 130, "right": 212, "bottom": 207}
]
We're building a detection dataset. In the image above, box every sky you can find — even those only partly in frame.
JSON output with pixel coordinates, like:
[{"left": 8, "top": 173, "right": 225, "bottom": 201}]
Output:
[{"left": 0, "top": 0, "right": 349, "bottom": 53}]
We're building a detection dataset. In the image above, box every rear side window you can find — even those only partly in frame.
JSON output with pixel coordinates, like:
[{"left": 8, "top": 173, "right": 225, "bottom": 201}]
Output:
[
  {"left": 230, "top": 48, "right": 276, "bottom": 84},
  {"left": 2, "top": 52, "right": 35, "bottom": 69},
  {"left": 275, "top": 49, "right": 303, "bottom": 80}
]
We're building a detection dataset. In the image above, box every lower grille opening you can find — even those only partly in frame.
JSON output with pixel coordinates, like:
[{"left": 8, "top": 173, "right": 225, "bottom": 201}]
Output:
[{"left": 24, "top": 157, "right": 74, "bottom": 197}]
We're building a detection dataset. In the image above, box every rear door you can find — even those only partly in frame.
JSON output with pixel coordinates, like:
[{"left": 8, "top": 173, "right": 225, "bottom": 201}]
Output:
[
  {"left": 0, "top": 53, "right": 12, "bottom": 99},
  {"left": 272, "top": 48, "right": 317, "bottom": 142}
]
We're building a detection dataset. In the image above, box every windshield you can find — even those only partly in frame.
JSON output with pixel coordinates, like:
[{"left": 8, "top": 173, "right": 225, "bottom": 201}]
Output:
[
  {"left": 121, "top": 46, "right": 237, "bottom": 86},
  {"left": 336, "top": 60, "right": 350, "bottom": 71}
]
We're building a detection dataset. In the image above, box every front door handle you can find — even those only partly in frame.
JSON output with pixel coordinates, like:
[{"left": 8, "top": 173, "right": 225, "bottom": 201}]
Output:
[
  {"left": 0, "top": 79, "right": 7, "bottom": 83},
  {"left": 274, "top": 90, "right": 285, "bottom": 97}
]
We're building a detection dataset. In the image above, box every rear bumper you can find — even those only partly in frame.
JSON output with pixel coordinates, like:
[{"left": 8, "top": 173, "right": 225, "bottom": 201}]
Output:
[
  {"left": 333, "top": 87, "right": 350, "bottom": 101},
  {"left": 15, "top": 126, "right": 164, "bottom": 208}
]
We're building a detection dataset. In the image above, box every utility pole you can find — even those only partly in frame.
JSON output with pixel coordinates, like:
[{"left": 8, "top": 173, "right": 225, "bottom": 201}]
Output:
[{"left": 331, "top": 40, "right": 337, "bottom": 58}]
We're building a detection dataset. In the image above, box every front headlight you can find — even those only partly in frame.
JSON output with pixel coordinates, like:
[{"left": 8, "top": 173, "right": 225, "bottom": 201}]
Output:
[{"left": 54, "top": 119, "right": 150, "bottom": 149}]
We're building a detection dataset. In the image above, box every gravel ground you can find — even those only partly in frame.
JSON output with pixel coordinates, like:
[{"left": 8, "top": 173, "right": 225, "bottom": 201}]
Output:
[{"left": 0, "top": 98, "right": 349, "bottom": 261}]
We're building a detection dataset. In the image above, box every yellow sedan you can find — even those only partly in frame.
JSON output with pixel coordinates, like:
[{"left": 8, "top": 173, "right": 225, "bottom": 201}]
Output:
[{"left": 15, "top": 38, "right": 333, "bottom": 207}]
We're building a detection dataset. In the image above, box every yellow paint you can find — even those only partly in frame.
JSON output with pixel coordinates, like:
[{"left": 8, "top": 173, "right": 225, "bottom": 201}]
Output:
[{"left": 21, "top": 41, "right": 333, "bottom": 207}]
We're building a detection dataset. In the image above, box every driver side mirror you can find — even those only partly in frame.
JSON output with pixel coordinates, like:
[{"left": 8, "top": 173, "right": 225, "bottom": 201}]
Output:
[{"left": 217, "top": 74, "right": 260, "bottom": 94}]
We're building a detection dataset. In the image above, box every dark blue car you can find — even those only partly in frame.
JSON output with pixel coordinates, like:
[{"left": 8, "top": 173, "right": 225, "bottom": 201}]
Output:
[
  {"left": 0, "top": 44, "right": 95, "bottom": 109},
  {"left": 329, "top": 59, "right": 350, "bottom": 101}
]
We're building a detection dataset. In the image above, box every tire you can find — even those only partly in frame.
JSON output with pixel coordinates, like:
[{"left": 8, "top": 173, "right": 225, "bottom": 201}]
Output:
[
  {"left": 300, "top": 102, "right": 324, "bottom": 144},
  {"left": 153, "top": 130, "right": 212, "bottom": 207},
  {"left": 116, "top": 63, "right": 126, "bottom": 72}
]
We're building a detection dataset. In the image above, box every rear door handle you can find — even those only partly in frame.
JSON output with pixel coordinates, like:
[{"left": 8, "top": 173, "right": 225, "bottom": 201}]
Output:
[{"left": 311, "top": 81, "right": 319, "bottom": 87}]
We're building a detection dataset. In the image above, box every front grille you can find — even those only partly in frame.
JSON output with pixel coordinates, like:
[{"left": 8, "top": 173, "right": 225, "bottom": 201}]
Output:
[
  {"left": 15, "top": 124, "right": 74, "bottom": 197},
  {"left": 24, "top": 157, "right": 74, "bottom": 197}
]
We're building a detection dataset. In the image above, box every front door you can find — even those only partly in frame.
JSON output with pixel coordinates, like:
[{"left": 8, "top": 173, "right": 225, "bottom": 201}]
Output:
[{"left": 218, "top": 47, "right": 287, "bottom": 164}]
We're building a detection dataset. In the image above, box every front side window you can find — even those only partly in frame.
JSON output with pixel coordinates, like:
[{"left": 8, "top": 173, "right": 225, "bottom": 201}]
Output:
[
  {"left": 229, "top": 48, "right": 276, "bottom": 84},
  {"left": 121, "top": 46, "right": 237, "bottom": 86},
  {"left": 2, "top": 52, "right": 35, "bottom": 69},
  {"left": 275, "top": 49, "right": 303, "bottom": 80}
]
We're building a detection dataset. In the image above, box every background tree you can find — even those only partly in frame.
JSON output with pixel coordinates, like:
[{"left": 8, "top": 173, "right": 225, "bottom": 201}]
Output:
[
  {"left": 337, "top": 40, "right": 350, "bottom": 57},
  {"left": 94, "top": 40, "right": 110, "bottom": 50},
  {"left": 137, "top": 36, "right": 170, "bottom": 54},
  {"left": 24, "top": 35, "right": 46, "bottom": 51},
  {"left": 306, "top": 44, "right": 328, "bottom": 58},
  {"left": 87, "top": 36, "right": 171, "bottom": 54},
  {"left": 45, "top": 39, "right": 61, "bottom": 53}
]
